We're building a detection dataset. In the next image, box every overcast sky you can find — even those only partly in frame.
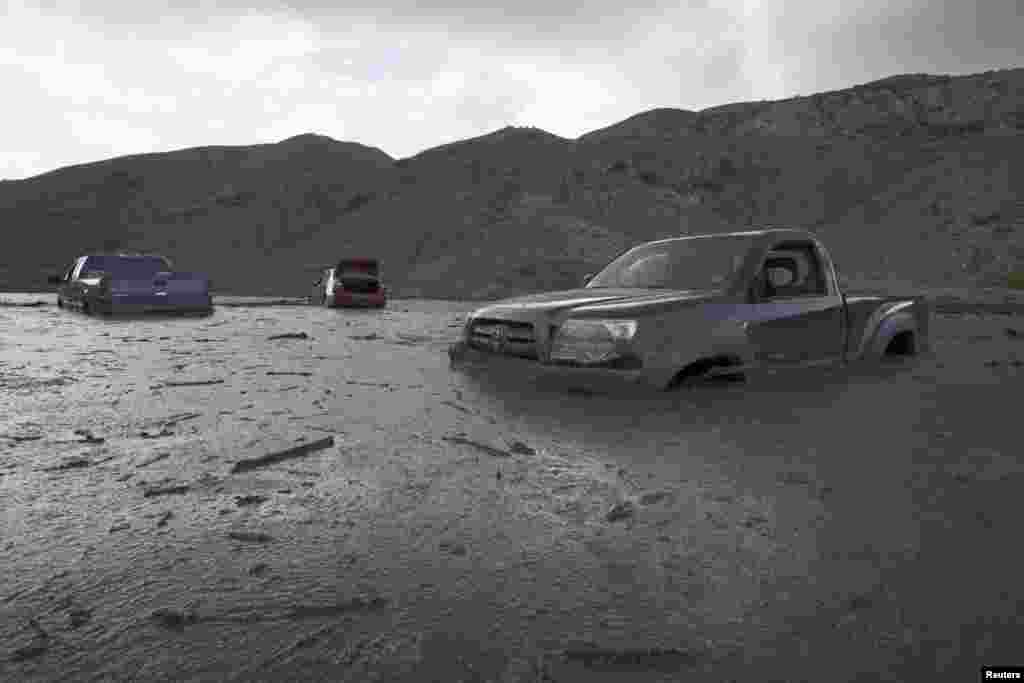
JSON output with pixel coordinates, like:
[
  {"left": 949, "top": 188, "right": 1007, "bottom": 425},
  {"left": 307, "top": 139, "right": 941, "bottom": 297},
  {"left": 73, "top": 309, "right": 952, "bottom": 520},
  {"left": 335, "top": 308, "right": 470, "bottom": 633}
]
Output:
[{"left": 2, "top": 0, "right": 1021, "bottom": 179}]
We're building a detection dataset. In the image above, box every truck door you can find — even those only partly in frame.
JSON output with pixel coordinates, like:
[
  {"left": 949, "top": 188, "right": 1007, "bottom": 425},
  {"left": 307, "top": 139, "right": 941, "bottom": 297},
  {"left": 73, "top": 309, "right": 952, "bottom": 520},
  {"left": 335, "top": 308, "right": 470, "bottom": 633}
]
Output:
[{"left": 744, "top": 241, "right": 846, "bottom": 365}]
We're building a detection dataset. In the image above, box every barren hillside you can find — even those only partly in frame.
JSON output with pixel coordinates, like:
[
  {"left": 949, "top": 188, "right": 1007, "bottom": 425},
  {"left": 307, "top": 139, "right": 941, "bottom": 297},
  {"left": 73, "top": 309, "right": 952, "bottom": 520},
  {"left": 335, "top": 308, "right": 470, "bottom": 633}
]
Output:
[{"left": 3, "top": 67, "right": 1023, "bottom": 298}]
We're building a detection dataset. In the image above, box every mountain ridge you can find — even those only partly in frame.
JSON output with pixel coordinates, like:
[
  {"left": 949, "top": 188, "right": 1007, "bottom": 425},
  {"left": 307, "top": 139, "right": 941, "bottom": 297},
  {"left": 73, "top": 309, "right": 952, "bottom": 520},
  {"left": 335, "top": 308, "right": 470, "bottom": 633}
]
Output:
[{"left": 3, "top": 66, "right": 1023, "bottom": 298}]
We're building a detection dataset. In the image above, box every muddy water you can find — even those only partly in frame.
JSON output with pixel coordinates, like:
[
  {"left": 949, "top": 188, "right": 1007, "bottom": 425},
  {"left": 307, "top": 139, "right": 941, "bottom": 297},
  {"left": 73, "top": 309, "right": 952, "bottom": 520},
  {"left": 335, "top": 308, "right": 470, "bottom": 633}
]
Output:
[{"left": 1, "top": 297, "right": 1022, "bottom": 682}]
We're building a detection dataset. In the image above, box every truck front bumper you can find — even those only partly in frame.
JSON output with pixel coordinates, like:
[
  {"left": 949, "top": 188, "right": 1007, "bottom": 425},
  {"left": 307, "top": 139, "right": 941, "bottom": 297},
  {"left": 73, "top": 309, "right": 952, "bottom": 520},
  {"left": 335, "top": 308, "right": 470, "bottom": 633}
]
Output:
[{"left": 448, "top": 340, "right": 667, "bottom": 392}]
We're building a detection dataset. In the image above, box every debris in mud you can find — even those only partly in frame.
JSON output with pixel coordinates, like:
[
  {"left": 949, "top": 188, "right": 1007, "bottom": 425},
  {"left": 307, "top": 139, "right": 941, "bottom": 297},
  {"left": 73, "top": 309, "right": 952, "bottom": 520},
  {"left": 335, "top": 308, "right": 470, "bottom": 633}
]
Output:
[
  {"left": 227, "top": 531, "right": 274, "bottom": 543},
  {"left": 266, "top": 371, "right": 314, "bottom": 377},
  {"left": 777, "top": 470, "right": 815, "bottom": 486},
  {"left": 605, "top": 500, "right": 636, "bottom": 523},
  {"left": 68, "top": 608, "right": 93, "bottom": 629},
  {"left": 440, "top": 540, "right": 468, "bottom": 556},
  {"left": 235, "top": 494, "right": 268, "bottom": 507},
  {"left": 162, "top": 379, "right": 225, "bottom": 387},
  {"left": 6, "top": 619, "right": 52, "bottom": 662},
  {"left": 160, "top": 413, "right": 201, "bottom": 428},
  {"left": 507, "top": 440, "right": 537, "bottom": 455},
  {"left": 985, "top": 359, "right": 1001, "bottom": 367},
  {"left": 344, "top": 379, "right": 397, "bottom": 388},
  {"left": 109, "top": 521, "right": 130, "bottom": 533},
  {"left": 1006, "top": 327, "right": 1021, "bottom": 339},
  {"left": 9, "top": 641, "right": 49, "bottom": 662},
  {"left": 136, "top": 452, "right": 171, "bottom": 468},
  {"left": 448, "top": 343, "right": 467, "bottom": 366},
  {"left": 2, "top": 299, "right": 46, "bottom": 307},
  {"left": 350, "top": 332, "right": 380, "bottom": 340},
  {"left": 560, "top": 646, "right": 699, "bottom": 671},
  {"left": 566, "top": 386, "right": 598, "bottom": 396},
  {"left": 150, "top": 607, "right": 199, "bottom": 630},
  {"left": 42, "top": 456, "right": 92, "bottom": 472},
  {"left": 742, "top": 513, "right": 772, "bottom": 531},
  {"left": 248, "top": 562, "right": 269, "bottom": 576},
  {"left": 143, "top": 484, "right": 190, "bottom": 497},
  {"left": 231, "top": 436, "right": 335, "bottom": 473},
  {"left": 139, "top": 427, "right": 174, "bottom": 439},
  {"left": 73, "top": 428, "right": 105, "bottom": 444},
  {"left": 845, "top": 593, "right": 874, "bottom": 611},
  {"left": 440, "top": 400, "right": 472, "bottom": 414},
  {"left": 442, "top": 435, "right": 512, "bottom": 458},
  {"left": 1, "top": 433, "right": 43, "bottom": 442},
  {"left": 156, "top": 511, "right": 174, "bottom": 528},
  {"left": 394, "top": 332, "right": 431, "bottom": 344},
  {"left": 638, "top": 490, "right": 671, "bottom": 506},
  {"left": 267, "top": 332, "right": 310, "bottom": 340},
  {"left": 286, "top": 596, "right": 389, "bottom": 618}
]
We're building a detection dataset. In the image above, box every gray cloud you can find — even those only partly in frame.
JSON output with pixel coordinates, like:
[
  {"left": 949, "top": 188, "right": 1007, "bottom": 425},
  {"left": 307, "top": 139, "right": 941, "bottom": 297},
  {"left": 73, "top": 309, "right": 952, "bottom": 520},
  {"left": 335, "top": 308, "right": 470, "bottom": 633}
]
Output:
[
  {"left": 762, "top": 0, "right": 1024, "bottom": 94},
  {"left": 57, "top": 0, "right": 694, "bottom": 45},
  {"left": 2, "top": 0, "right": 1021, "bottom": 178}
]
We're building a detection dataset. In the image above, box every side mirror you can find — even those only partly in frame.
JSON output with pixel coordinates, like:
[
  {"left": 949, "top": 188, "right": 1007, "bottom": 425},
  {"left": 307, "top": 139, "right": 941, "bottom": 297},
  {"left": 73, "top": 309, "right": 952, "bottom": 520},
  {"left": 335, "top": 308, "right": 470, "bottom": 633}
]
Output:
[
  {"left": 746, "top": 280, "right": 760, "bottom": 304},
  {"left": 748, "top": 269, "right": 772, "bottom": 302},
  {"left": 47, "top": 274, "right": 63, "bottom": 285}
]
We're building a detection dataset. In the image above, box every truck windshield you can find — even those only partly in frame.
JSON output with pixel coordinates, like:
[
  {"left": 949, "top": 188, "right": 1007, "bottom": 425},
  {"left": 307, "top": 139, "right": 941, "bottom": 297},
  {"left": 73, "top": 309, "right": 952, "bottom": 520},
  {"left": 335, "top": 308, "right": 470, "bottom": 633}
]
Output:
[{"left": 587, "top": 235, "right": 755, "bottom": 290}]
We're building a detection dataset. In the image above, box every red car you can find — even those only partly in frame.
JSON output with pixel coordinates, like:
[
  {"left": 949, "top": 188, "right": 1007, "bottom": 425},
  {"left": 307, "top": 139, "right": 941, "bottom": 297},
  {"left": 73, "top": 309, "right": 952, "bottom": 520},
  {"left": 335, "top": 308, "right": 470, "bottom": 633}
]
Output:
[{"left": 310, "top": 258, "right": 386, "bottom": 308}]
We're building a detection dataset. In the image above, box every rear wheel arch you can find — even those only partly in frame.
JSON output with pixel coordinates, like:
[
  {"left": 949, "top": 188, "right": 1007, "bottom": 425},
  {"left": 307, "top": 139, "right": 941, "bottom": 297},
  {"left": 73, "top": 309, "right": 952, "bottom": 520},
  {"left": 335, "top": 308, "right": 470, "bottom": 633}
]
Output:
[
  {"left": 870, "top": 313, "right": 919, "bottom": 358},
  {"left": 883, "top": 329, "right": 917, "bottom": 356}
]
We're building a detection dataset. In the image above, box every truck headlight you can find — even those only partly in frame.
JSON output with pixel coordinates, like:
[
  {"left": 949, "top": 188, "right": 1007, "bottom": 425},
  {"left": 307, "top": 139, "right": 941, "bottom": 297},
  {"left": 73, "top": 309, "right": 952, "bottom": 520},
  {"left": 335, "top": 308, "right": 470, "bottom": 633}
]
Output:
[{"left": 550, "top": 319, "right": 638, "bottom": 364}]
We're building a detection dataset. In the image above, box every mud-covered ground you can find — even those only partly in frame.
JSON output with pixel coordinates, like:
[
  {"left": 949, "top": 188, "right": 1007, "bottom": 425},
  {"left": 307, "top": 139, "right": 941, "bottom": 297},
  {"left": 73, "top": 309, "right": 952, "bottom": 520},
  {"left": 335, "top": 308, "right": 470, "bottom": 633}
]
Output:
[{"left": 1, "top": 294, "right": 1022, "bottom": 682}]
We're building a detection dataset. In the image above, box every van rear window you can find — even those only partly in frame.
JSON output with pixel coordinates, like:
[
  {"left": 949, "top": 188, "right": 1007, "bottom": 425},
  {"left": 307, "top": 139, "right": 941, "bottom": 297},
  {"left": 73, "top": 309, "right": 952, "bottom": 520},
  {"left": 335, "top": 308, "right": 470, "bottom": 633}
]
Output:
[
  {"left": 337, "top": 259, "right": 379, "bottom": 276},
  {"left": 83, "top": 256, "right": 171, "bottom": 279}
]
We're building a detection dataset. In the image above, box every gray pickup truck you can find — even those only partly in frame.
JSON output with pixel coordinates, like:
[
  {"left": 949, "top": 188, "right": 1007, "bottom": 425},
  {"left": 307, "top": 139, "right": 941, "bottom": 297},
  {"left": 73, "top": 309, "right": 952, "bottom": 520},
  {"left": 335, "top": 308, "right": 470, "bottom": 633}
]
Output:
[{"left": 449, "top": 228, "right": 929, "bottom": 390}]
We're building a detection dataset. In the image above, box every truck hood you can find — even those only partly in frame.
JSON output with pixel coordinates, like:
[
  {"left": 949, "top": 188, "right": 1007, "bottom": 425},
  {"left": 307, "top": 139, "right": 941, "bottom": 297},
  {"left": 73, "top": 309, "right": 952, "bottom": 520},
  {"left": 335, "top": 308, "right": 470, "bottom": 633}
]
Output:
[{"left": 470, "top": 287, "right": 726, "bottom": 321}]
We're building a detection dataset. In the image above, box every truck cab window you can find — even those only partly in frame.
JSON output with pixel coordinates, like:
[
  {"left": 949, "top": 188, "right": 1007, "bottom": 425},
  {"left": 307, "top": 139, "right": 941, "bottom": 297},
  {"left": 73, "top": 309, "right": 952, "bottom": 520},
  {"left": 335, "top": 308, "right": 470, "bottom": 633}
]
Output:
[{"left": 759, "top": 243, "right": 828, "bottom": 298}]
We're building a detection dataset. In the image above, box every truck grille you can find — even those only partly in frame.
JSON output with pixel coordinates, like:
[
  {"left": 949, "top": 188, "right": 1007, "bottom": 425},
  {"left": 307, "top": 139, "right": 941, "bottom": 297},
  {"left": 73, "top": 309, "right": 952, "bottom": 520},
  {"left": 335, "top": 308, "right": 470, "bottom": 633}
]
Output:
[{"left": 468, "top": 318, "right": 538, "bottom": 359}]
